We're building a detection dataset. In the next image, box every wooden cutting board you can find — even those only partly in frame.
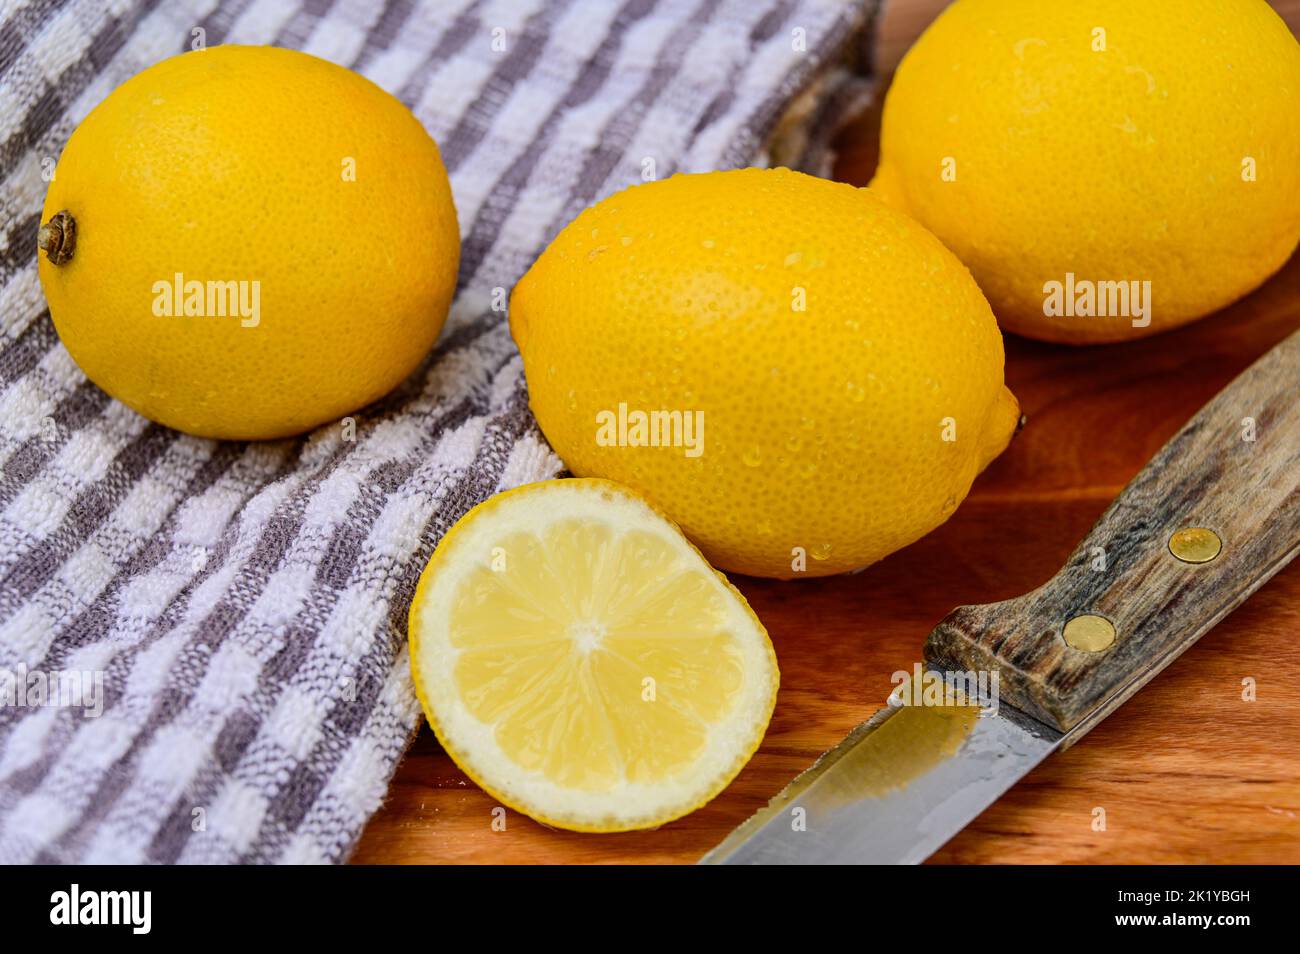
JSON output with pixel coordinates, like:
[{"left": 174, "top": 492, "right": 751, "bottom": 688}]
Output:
[{"left": 353, "top": 2, "right": 1300, "bottom": 864}]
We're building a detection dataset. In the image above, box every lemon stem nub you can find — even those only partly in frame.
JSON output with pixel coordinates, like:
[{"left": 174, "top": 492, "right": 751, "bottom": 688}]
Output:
[{"left": 38, "top": 210, "right": 76, "bottom": 265}]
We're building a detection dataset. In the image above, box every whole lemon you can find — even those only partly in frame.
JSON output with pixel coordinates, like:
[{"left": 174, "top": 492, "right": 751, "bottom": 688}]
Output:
[
  {"left": 510, "top": 168, "right": 1019, "bottom": 579},
  {"left": 37, "top": 45, "right": 459, "bottom": 439},
  {"left": 871, "top": 0, "right": 1300, "bottom": 344}
]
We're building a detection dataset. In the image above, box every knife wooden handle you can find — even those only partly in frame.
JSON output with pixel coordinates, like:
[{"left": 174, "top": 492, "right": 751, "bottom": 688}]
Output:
[{"left": 925, "top": 329, "right": 1300, "bottom": 737}]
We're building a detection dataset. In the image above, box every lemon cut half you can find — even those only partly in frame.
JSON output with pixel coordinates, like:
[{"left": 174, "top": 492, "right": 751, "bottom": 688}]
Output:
[{"left": 408, "top": 478, "right": 779, "bottom": 832}]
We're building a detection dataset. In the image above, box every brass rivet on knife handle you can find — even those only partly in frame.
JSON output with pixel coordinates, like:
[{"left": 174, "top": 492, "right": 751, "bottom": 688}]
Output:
[
  {"left": 1168, "top": 527, "right": 1222, "bottom": 564},
  {"left": 1062, "top": 614, "right": 1116, "bottom": 653}
]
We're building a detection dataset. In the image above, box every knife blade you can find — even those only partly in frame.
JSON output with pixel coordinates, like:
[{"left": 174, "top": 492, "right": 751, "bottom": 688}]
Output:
[
  {"left": 702, "top": 328, "right": 1300, "bottom": 865},
  {"left": 702, "top": 684, "right": 1061, "bottom": 864}
]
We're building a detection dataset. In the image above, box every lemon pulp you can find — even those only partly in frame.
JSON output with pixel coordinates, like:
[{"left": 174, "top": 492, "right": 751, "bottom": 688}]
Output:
[{"left": 409, "top": 479, "right": 778, "bottom": 832}]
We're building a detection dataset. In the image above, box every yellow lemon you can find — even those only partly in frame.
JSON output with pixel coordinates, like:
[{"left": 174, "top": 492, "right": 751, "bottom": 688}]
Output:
[
  {"left": 510, "top": 168, "right": 1018, "bottom": 579},
  {"left": 37, "top": 45, "right": 459, "bottom": 439},
  {"left": 408, "top": 478, "right": 778, "bottom": 832},
  {"left": 871, "top": 0, "right": 1300, "bottom": 344}
]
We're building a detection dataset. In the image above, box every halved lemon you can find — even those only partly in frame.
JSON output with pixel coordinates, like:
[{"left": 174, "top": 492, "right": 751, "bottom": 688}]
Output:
[{"left": 408, "top": 478, "right": 779, "bottom": 832}]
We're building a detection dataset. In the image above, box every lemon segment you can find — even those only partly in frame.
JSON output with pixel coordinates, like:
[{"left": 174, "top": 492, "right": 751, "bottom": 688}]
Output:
[{"left": 409, "top": 479, "right": 778, "bottom": 832}]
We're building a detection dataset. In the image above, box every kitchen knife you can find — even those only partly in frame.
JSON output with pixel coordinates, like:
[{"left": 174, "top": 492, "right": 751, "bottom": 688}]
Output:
[{"left": 701, "top": 328, "right": 1300, "bottom": 864}]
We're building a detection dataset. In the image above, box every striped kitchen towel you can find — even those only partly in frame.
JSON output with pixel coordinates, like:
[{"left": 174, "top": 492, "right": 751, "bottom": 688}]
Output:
[{"left": 0, "top": 0, "right": 877, "bottom": 863}]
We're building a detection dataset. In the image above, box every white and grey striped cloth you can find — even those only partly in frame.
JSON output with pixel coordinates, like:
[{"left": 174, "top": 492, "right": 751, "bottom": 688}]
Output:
[{"left": 0, "top": 0, "right": 877, "bottom": 863}]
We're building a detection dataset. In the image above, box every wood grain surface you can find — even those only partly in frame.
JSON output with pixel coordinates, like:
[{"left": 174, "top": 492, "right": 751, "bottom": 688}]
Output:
[{"left": 353, "top": 1, "right": 1300, "bottom": 864}]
